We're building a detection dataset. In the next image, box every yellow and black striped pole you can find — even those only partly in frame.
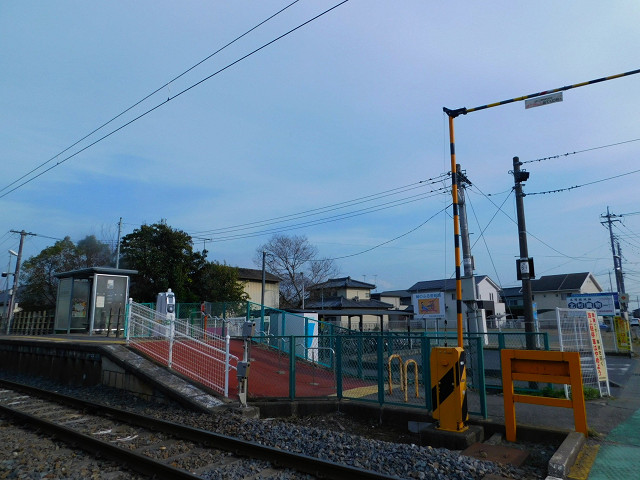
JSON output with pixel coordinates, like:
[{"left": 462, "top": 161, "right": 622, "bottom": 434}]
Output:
[
  {"left": 430, "top": 111, "right": 468, "bottom": 433},
  {"left": 446, "top": 114, "right": 464, "bottom": 348},
  {"left": 445, "top": 67, "right": 640, "bottom": 118},
  {"left": 436, "top": 67, "right": 640, "bottom": 432}
]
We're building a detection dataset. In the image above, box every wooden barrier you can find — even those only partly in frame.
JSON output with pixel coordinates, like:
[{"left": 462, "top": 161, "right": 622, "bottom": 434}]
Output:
[
  {"left": 501, "top": 349, "right": 587, "bottom": 441},
  {"left": 8, "top": 311, "right": 54, "bottom": 335}
]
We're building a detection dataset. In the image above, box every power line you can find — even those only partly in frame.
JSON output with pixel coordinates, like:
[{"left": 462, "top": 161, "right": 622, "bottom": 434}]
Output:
[
  {"left": 326, "top": 206, "right": 450, "bottom": 261},
  {"left": 522, "top": 137, "right": 640, "bottom": 164},
  {"left": 206, "top": 186, "right": 450, "bottom": 242},
  {"left": 190, "top": 174, "right": 449, "bottom": 236},
  {"left": 527, "top": 167, "right": 640, "bottom": 196},
  {"left": 0, "top": 1, "right": 349, "bottom": 199},
  {"left": 470, "top": 184, "right": 593, "bottom": 261}
]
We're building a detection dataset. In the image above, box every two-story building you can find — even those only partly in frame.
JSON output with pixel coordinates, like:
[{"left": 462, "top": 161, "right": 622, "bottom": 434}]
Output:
[
  {"left": 406, "top": 275, "right": 506, "bottom": 330},
  {"left": 502, "top": 272, "right": 603, "bottom": 325},
  {"left": 305, "top": 277, "right": 399, "bottom": 331}
]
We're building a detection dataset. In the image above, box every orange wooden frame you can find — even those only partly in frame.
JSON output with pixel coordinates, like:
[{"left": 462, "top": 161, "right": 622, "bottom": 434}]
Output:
[{"left": 501, "top": 349, "right": 587, "bottom": 442}]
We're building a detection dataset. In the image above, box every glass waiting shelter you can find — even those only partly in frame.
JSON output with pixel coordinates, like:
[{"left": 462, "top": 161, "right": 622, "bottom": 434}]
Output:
[{"left": 54, "top": 267, "right": 137, "bottom": 335}]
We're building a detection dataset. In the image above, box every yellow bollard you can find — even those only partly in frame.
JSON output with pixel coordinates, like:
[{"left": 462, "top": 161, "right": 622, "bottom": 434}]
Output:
[
  {"left": 404, "top": 359, "right": 420, "bottom": 403},
  {"left": 388, "top": 354, "right": 404, "bottom": 394}
]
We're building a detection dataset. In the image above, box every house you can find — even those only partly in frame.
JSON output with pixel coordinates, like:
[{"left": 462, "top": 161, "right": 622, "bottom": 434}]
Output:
[
  {"left": 406, "top": 275, "right": 506, "bottom": 330},
  {"left": 501, "top": 286, "right": 525, "bottom": 320},
  {"left": 370, "top": 290, "right": 414, "bottom": 329},
  {"left": 236, "top": 268, "right": 280, "bottom": 309},
  {"left": 306, "top": 277, "right": 399, "bottom": 331},
  {"left": 504, "top": 272, "right": 602, "bottom": 321}
]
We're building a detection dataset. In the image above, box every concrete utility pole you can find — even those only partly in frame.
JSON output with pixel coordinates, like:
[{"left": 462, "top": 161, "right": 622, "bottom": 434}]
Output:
[
  {"left": 511, "top": 157, "right": 536, "bottom": 350},
  {"left": 115, "top": 217, "right": 123, "bottom": 268},
  {"left": 456, "top": 166, "right": 479, "bottom": 331},
  {"left": 6, "top": 230, "right": 36, "bottom": 334},
  {"left": 602, "top": 207, "right": 623, "bottom": 294}
]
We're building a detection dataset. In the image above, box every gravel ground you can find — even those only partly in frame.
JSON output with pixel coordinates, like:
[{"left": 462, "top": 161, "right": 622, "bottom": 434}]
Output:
[{"left": 0, "top": 372, "right": 555, "bottom": 479}]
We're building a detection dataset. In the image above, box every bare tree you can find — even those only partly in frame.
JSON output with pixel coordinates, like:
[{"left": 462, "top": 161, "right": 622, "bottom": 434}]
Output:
[{"left": 254, "top": 234, "right": 339, "bottom": 308}]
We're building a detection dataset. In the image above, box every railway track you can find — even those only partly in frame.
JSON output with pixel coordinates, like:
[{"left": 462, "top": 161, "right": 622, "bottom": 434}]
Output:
[{"left": 0, "top": 380, "right": 401, "bottom": 480}]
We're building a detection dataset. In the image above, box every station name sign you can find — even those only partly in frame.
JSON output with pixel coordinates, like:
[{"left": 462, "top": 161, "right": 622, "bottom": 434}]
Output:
[{"left": 525, "top": 92, "right": 563, "bottom": 109}]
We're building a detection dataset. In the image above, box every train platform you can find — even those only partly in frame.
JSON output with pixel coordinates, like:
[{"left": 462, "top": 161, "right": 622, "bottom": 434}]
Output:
[{"left": 1, "top": 334, "right": 639, "bottom": 479}]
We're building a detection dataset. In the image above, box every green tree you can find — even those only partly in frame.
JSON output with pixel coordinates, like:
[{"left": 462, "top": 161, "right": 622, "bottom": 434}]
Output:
[
  {"left": 120, "top": 222, "right": 205, "bottom": 302},
  {"left": 195, "top": 262, "right": 247, "bottom": 302},
  {"left": 20, "top": 235, "right": 113, "bottom": 309},
  {"left": 77, "top": 235, "right": 113, "bottom": 266}
]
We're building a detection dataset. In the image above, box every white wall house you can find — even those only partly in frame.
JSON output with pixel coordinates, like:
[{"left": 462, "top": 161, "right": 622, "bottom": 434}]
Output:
[
  {"left": 407, "top": 275, "right": 506, "bottom": 330},
  {"left": 236, "top": 268, "right": 280, "bottom": 309}
]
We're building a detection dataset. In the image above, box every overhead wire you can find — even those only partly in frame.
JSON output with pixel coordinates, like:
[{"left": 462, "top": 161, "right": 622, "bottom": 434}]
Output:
[
  {"left": 470, "top": 184, "right": 597, "bottom": 261},
  {"left": 327, "top": 205, "right": 450, "bottom": 261},
  {"left": 522, "top": 137, "right": 640, "bottom": 164},
  {"left": 0, "top": 0, "right": 350, "bottom": 199},
  {"left": 190, "top": 173, "right": 449, "bottom": 235},
  {"left": 206, "top": 185, "right": 450, "bottom": 242},
  {"left": 527, "top": 167, "right": 640, "bottom": 196}
]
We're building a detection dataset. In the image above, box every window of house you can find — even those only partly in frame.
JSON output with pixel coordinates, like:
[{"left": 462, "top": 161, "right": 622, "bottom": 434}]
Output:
[
  {"left": 452, "top": 294, "right": 455, "bottom": 300},
  {"left": 490, "top": 293, "right": 494, "bottom": 301},
  {"left": 532, "top": 295, "right": 535, "bottom": 300}
]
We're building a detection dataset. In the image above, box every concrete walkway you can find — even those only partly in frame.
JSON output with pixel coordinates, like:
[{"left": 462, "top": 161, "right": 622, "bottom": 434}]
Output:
[{"left": 562, "top": 353, "right": 640, "bottom": 479}]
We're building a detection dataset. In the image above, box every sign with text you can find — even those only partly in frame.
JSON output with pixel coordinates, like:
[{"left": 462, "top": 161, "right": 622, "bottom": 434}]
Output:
[
  {"left": 613, "top": 315, "right": 632, "bottom": 353},
  {"left": 412, "top": 292, "right": 445, "bottom": 319},
  {"left": 586, "top": 310, "right": 608, "bottom": 382},
  {"left": 567, "top": 293, "right": 615, "bottom": 316},
  {"left": 525, "top": 92, "right": 563, "bottom": 109}
]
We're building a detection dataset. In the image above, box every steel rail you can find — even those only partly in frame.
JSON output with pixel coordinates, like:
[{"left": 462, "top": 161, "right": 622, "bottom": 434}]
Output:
[
  {"left": 0, "top": 402, "right": 201, "bottom": 480},
  {"left": 0, "top": 379, "right": 402, "bottom": 480}
]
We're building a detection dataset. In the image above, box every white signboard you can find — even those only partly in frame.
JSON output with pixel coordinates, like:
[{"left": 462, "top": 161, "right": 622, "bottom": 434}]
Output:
[
  {"left": 525, "top": 92, "right": 563, "bottom": 109},
  {"left": 412, "top": 292, "right": 445, "bottom": 319},
  {"left": 567, "top": 294, "right": 615, "bottom": 316}
]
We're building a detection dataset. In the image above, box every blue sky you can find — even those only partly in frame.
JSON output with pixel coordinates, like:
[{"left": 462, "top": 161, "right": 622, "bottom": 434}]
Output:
[{"left": 2, "top": 1, "right": 640, "bottom": 305}]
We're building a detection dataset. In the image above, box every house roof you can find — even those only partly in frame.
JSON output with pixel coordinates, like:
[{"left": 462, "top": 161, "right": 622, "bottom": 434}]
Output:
[
  {"left": 408, "top": 275, "right": 491, "bottom": 293},
  {"left": 501, "top": 286, "right": 523, "bottom": 297},
  {"left": 373, "top": 290, "right": 412, "bottom": 299},
  {"left": 530, "top": 272, "right": 600, "bottom": 293},
  {"left": 236, "top": 268, "right": 280, "bottom": 283},
  {"left": 305, "top": 296, "right": 393, "bottom": 310},
  {"left": 310, "top": 276, "right": 376, "bottom": 291}
]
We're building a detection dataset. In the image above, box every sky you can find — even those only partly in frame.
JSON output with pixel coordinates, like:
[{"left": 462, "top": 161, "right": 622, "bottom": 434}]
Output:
[{"left": 2, "top": 1, "right": 640, "bottom": 307}]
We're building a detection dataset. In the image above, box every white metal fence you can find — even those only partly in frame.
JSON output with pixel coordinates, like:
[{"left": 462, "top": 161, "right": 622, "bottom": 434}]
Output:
[
  {"left": 126, "top": 300, "right": 238, "bottom": 397},
  {"left": 556, "top": 308, "right": 610, "bottom": 397}
]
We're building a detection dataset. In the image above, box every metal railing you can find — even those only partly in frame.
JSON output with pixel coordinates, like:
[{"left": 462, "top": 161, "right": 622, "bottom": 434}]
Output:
[{"left": 126, "top": 300, "right": 238, "bottom": 397}]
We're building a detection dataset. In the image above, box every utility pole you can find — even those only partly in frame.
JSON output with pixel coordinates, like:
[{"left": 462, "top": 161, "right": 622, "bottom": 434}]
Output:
[
  {"left": 616, "top": 241, "right": 626, "bottom": 296},
  {"left": 6, "top": 230, "right": 36, "bottom": 334},
  {"left": 115, "top": 217, "right": 123, "bottom": 268},
  {"left": 261, "top": 251, "right": 266, "bottom": 326},
  {"left": 456, "top": 166, "right": 479, "bottom": 331},
  {"left": 512, "top": 157, "right": 536, "bottom": 350},
  {"left": 601, "top": 207, "right": 623, "bottom": 294}
]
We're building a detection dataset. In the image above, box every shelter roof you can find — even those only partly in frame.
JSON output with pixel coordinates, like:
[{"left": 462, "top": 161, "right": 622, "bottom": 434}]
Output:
[{"left": 55, "top": 267, "right": 138, "bottom": 279}]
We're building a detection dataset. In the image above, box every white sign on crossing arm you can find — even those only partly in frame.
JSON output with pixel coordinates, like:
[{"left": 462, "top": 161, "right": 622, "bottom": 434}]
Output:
[{"left": 525, "top": 92, "right": 563, "bottom": 109}]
